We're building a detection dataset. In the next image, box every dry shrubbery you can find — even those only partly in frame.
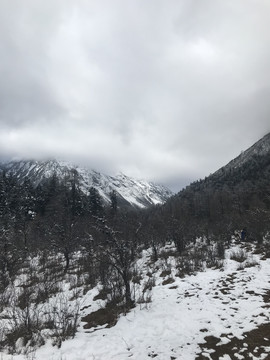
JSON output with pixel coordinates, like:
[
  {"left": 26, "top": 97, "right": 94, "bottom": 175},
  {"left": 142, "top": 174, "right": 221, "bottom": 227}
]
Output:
[
  {"left": 230, "top": 248, "right": 248, "bottom": 263},
  {"left": 0, "top": 254, "right": 86, "bottom": 355}
]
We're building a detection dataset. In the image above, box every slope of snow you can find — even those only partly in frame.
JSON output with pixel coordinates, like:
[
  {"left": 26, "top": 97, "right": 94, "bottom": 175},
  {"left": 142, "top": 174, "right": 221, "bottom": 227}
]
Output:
[
  {"left": 214, "top": 132, "right": 270, "bottom": 176},
  {"left": 1, "top": 242, "right": 269, "bottom": 360},
  {"left": 0, "top": 159, "right": 173, "bottom": 208}
]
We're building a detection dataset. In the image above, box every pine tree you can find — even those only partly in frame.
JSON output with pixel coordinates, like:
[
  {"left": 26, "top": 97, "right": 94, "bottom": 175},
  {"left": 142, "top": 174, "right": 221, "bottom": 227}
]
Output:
[
  {"left": 110, "top": 190, "right": 117, "bottom": 215},
  {"left": 89, "top": 187, "right": 103, "bottom": 217}
]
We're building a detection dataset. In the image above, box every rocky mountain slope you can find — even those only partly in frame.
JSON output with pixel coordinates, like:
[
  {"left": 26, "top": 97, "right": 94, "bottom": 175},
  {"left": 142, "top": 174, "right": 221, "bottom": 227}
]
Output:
[{"left": 0, "top": 159, "right": 173, "bottom": 209}]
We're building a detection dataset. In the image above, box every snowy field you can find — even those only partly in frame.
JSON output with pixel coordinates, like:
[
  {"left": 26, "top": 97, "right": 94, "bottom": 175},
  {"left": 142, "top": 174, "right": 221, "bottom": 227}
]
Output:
[{"left": 1, "top": 242, "right": 269, "bottom": 360}]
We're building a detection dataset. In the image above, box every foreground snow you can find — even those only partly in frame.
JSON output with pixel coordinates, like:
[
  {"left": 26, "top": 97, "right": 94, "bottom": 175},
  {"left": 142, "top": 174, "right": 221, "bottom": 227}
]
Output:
[{"left": 1, "top": 243, "right": 270, "bottom": 360}]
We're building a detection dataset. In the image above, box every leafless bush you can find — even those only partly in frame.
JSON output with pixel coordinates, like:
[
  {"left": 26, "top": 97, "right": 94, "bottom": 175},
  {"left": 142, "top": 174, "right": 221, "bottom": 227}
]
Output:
[
  {"left": 207, "top": 259, "right": 224, "bottom": 269},
  {"left": 236, "top": 256, "right": 260, "bottom": 270},
  {"left": 137, "top": 292, "right": 152, "bottom": 308},
  {"left": 160, "top": 258, "right": 172, "bottom": 274},
  {"left": 175, "top": 257, "right": 194, "bottom": 277},
  {"left": 142, "top": 277, "right": 156, "bottom": 293},
  {"left": 0, "top": 281, "right": 80, "bottom": 354},
  {"left": 1, "top": 289, "right": 45, "bottom": 354},
  {"left": 230, "top": 249, "right": 248, "bottom": 263},
  {"left": 134, "top": 276, "right": 155, "bottom": 310},
  {"left": 46, "top": 294, "right": 81, "bottom": 348},
  {"left": 68, "top": 273, "right": 86, "bottom": 291},
  {"left": 131, "top": 269, "right": 143, "bottom": 285},
  {"left": 35, "top": 280, "right": 61, "bottom": 304}
]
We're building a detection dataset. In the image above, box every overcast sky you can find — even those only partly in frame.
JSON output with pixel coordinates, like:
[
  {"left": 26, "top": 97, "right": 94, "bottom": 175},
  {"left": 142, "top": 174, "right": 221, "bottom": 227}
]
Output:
[{"left": 0, "top": 0, "right": 270, "bottom": 191}]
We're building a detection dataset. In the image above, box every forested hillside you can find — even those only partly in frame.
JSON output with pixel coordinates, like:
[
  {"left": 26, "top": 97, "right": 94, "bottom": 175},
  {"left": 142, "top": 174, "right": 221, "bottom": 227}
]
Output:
[{"left": 148, "top": 133, "right": 270, "bottom": 253}]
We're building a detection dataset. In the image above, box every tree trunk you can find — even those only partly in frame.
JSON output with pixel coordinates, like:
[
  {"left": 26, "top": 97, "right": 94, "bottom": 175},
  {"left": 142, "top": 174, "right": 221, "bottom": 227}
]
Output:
[{"left": 123, "top": 271, "right": 134, "bottom": 309}]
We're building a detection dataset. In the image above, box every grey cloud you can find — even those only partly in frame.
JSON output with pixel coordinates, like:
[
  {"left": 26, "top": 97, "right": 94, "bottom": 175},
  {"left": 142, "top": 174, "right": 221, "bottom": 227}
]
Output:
[
  {"left": 0, "top": 0, "right": 69, "bottom": 128},
  {"left": 0, "top": 81, "right": 65, "bottom": 129},
  {"left": 0, "top": 0, "right": 270, "bottom": 191}
]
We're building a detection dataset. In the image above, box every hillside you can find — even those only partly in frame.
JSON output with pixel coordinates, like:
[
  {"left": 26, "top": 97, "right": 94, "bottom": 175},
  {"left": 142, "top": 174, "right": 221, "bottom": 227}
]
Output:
[
  {"left": 156, "top": 132, "right": 270, "bottom": 248},
  {"left": 0, "top": 159, "right": 173, "bottom": 209},
  {"left": 215, "top": 132, "right": 270, "bottom": 174},
  {"left": 178, "top": 132, "right": 270, "bottom": 198},
  {"left": 204, "top": 132, "right": 270, "bottom": 190}
]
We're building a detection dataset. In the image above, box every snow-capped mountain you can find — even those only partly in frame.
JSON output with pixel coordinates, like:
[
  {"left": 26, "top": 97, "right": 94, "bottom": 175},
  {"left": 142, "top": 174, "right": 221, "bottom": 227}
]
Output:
[
  {"left": 214, "top": 132, "right": 270, "bottom": 176},
  {"left": 0, "top": 159, "right": 173, "bottom": 208}
]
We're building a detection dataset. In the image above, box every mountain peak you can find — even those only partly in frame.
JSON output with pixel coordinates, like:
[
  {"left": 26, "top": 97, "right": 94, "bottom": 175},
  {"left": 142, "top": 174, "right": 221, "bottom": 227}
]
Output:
[{"left": 0, "top": 159, "right": 173, "bottom": 209}]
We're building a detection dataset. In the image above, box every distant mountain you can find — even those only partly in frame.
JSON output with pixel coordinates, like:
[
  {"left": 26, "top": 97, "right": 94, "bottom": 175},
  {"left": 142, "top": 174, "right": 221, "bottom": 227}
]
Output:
[{"left": 0, "top": 159, "right": 173, "bottom": 209}]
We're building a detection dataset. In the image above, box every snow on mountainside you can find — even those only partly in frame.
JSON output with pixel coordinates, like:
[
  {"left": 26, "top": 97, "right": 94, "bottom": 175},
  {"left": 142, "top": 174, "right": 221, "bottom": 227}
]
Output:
[
  {"left": 215, "top": 132, "right": 270, "bottom": 175},
  {"left": 0, "top": 159, "right": 173, "bottom": 208}
]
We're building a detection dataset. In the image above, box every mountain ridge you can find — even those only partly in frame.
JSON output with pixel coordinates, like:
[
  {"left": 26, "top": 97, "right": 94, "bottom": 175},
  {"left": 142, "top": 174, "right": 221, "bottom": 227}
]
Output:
[
  {"left": 213, "top": 132, "right": 270, "bottom": 178},
  {"left": 0, "top": 159, "right": 173, "bottom": 209},
  {"left": 154, "top": 132, "right": 270, "bottom": 248},
  {"left": 175, "top": 131, "right": 270, "bottom": 195}
]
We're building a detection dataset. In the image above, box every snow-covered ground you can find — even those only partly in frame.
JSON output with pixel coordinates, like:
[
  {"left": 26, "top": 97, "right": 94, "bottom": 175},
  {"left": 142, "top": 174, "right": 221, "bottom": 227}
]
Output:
[{"left": 1, "top": 242, "right": 270, "bottom": 360}]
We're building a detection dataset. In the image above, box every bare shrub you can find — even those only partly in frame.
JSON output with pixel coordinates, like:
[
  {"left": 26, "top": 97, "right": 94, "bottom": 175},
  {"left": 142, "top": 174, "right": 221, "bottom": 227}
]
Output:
[
  {"left": 230, "top": 249, "right": 248, "bottom": 263},
  {"left": 236, "top": 256, "right": 260, "bottom": 270},
  {"left": 135, "top": 276, "right": 155, "bottom": 310},
  {"left": 0, "top": 283, "right": 80, "bottom": 354},
  {"left": 46, "top": 294, "right": 81, "bottom": 348},
  {"left": 1, "top": 289, "right": 45, "bottom": 354},
  {"left": 207, "top": 259, "right": 224, "bottom": 269},
  {"left": 175, "top": 258, "right": 194, "bottom": 277},
  {"left": 142, "top": 277, "right": 156, "bottom": 293},
  {"left": 35, "top": 280, "right": 61, "bottom": 304},
  {"left": 132, "top": 271, "right": 143, "bottom": 285},
  {"left": 137, "top": 292, "right": 152, "bottom": 308}
]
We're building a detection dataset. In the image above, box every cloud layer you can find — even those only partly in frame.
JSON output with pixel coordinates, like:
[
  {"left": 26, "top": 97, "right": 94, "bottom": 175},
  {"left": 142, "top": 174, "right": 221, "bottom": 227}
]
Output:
[{"left": 1, "top": 0, "right": 270, "bottom": 191}]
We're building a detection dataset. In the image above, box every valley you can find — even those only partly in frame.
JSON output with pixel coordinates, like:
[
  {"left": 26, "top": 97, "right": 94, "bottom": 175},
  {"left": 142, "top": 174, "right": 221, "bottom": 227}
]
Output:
[{"left": 0, "top": 134, "right": 270, "bottom": 359}]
